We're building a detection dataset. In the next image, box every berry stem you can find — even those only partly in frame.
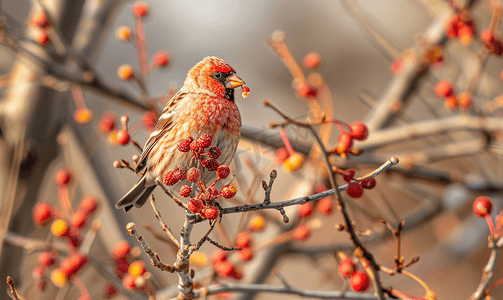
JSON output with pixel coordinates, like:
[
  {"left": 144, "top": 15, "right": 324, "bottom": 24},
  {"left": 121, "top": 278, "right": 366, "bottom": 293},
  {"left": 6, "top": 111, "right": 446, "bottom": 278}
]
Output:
[
  {"left": 134, "top": 16, "right": 148, "bottom": 77},
  {"left": 328, "top": 119, "right": 349, "bottom": 133},
  {"left": 485, "top": 214, "right": 496, "bottom": 235},
  {"left": 401, "top": 270, "right": 433, "bottom": 296},
  {"left": 486, "top": 277, "right": 503, "bottom": 295},
  {"left": 71, "top": 86, "right": 86, "bottom": 109},
  {"left": 58, "top": 186, "right": 73, "bottom": 217},
  {"left": 280, "top": 126, "right": 295, "bottom": 156}
]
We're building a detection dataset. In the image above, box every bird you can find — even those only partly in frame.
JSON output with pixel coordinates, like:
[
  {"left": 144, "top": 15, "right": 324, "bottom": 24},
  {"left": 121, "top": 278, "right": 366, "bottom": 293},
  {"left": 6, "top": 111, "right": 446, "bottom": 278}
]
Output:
[{"left": 116, "top": 56, "right": 245, "bottom": 212}]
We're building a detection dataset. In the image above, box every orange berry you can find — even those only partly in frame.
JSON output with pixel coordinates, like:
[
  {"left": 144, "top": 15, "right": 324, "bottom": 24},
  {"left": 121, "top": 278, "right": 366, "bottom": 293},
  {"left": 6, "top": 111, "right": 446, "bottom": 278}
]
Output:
[
  {"left": 435, "top": 80, "right": 454, "bottom": 97},
  {"left": 481, "top": 29, "right": 495, "bottom": 45},
  {"left": 458, "top": 92, "right": 472, "bottom": 109},
  {"left": 214, "top": 261, "right": 235, "bottom": 277},
  {"left": 142, "top": 111, "right": 157, "bottom": 132},
  {"left": 349, "top": 122, "right": 368, "bottom": 141},
  {"left": 238, "top": 247, "right": 254, "bottom": 261},
  {"left": 31, "top": 11, "right": 49, "bottom": 28},
  {"left": 117, "top": 64, "right": 134, "bottom": 80},
  {"left": 115, "top": 25, "right": 132, "bottom": 41},
  {"left": 99, "top": 112, "right": 116, "bottom": 133},
  {"left": 249, "top": 215, "right": 266, "bottom": 231},
  {"left": 316, "top": 197, "right": 333, "bottom": 215},
  {"left": 113, "top": 241, "right": 131, "bottom": 259},
  {"left": 132, "top": 1, "right": 149, "bottom": 17},
  {"left": 235, "top": 232, "right": 252, "bottom": 248},
  {"left": 336, "top": 132, "right": 353, "bottom": 154},
  {"left": 339, "top": 258, "right": 355, "bottom": 277},
  {"left": 80, "top": 195, "right": 98, "bottom": 213},
  {"left": 55, "top": 168, "right": 72, "bottom": 186},
  {"left": 123, "top": 274, "right": 136, "bottom": 290},
  {"left": 211, "top": 249, "right": 228, "bottom": 265},
  {"left": 35, "top": 30, "right": 50, "bottom": 46},
  {"left": 189, "top": 251, "right": 208, "bottom": 267},
  {"left": 444, "top": 95, "right": 458, "bottom": 110},
  {"left": 74, "top": 108, "right": 93, "bottom": 124},
  {"left": 275, "top": 147, "right": 289, "bottom": 164},
  {"left": 51, "top": 219, "right": 70, "bottom": 237},
  {"left": 71, "top": 210, "right": 88, "bottom": 229},
  {"left": 33, "top": 202, "right": 54, "bottom": 226},
  {"left": 38, "top": 251, "right": 56, "bottom": 267},
  {"left": 221, "top": 183, "right": 237, "bottom": 198},
  {"left": 298, "top": 202, "right": 313, "bottom": 218},
  {"left": 153, "top": 51, "right": 170, "bottom": 67},
  {"left": 51, "top": 269, "right": 68, "bottom": 287},
  {"left": 129, "top": 260, "right": 146, "bottom": 276},
  {"left": 293, "top": 225, "right": 311, "bottom": 240},
  {"left": 116, "top": 130, "right": 130, "bottom": 145},
  {"left": 203, "top": 205, "right": 219, "bottom": 219},
  {"left": 302, "top": 52, "right": 321, "bottom": 69}
]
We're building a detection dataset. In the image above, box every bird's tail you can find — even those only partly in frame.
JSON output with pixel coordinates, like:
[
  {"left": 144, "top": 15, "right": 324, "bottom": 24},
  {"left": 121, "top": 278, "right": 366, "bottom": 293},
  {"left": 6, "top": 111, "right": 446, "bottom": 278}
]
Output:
[{"left": 116, "top": 175, "right": 156, "bottom": 212}]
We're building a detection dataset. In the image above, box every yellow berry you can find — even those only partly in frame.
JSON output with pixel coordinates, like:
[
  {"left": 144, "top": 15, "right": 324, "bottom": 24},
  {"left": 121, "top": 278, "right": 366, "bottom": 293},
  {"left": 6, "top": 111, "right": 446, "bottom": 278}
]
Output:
[
  {"left": 228, "top": 183, "right": 237, "bottom": 193},
  {"left": 189, "top": 251, "right": 208, "bottom": 267},
  {"left": 249, "top": 215, "right": 266, "bottom": 231},
  {"left": 51, "top": 269, "right": 68, "bottom": 287},
  {"left": 51, "top": 219, "right": 70, "bottom": 237},
  {"left": 115, "top": 25, "right": 132, "bottom": 41},
  {"left": 128, "top": 260, "right": 146, "bottom": 277},
  {"left": 74, "top": 108, "right": 93, "bottom": 124},
  {"left": 283, "top": 153, "right": 304, "bottom": 172}
]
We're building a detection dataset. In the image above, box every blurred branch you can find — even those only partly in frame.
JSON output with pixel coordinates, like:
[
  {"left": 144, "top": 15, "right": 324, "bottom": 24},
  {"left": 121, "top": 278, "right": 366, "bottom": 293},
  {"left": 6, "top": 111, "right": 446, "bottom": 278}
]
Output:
[{"left": 469, "top": 236, "right": 503, "bottom": 300}]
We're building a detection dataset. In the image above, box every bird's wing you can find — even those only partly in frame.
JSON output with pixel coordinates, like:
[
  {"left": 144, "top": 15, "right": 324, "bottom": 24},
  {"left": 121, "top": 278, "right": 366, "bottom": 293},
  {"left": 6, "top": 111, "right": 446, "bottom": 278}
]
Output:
[{"left": 135, "top": 90, "right": 188, "bottom": 173}]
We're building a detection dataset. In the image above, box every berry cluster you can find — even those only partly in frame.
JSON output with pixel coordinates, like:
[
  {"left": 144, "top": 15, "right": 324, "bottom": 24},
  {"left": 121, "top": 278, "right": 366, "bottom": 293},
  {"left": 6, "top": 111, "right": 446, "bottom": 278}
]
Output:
[
  {"left": 446, "top": 13, "right": 475, "bottom": 46},
  {"left": 163, "top": 135, "right": 237, "bottom": 219},
  {"left": 434, "top": 79, "right": 472, "bottom": 110},
  {"left": 30, "top": 10, "right": 51, "bottom": 46},
  {"left": 32, "top": 168, "right": 99, "bottom": 293},
  {"left": 333, "top": 122, "right": 369, "bottom": 157},
  {"left": 336, "top": 169, "right": 376, "bottom": 199},
  {"left": 338, "top": 252, "right": 371, "bottom": 292},
  {"left": 123, "top": 260, "right": 148, "bottom": 291}
]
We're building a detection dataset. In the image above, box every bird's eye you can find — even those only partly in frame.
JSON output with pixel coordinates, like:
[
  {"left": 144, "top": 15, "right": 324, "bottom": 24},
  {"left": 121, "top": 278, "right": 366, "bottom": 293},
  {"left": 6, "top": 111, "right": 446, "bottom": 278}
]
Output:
[{"left": 213, "top": 72, "right": 223, "bottom": 79}]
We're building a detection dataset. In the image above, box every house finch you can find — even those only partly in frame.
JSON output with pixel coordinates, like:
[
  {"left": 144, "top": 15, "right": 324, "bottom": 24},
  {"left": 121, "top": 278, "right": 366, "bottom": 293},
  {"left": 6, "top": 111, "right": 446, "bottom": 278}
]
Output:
[{"left": 116, "top": 57, "right": 245, "bottom": 211}]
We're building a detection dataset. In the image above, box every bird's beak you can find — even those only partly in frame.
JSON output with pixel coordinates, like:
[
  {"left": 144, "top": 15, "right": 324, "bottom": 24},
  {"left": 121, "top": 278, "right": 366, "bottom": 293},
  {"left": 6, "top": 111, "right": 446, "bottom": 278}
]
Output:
[{"left": 225, "top": 73, "right": 245, "bottom": 89}]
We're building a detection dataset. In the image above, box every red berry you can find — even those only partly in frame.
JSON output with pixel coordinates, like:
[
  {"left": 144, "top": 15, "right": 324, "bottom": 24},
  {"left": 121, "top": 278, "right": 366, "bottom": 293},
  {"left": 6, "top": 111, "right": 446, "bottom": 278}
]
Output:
[
  {"left": 99, "top": 113, "right": 116, "bottom": 133},
  {"left": 221, "top": 184, "right": 237, "bottom": 198},
  {"left": 339, "top": 258, "right": 355, "bottom": 277},
  {"left": 35, "top": 30, "right": 50, "bottom": 45},
  {"left": 104, "top": 284, "right": 117, "bottom": 298},
  {"left": 132, "top": 1, "right": 149, "bottom": 17},
  {"left": 80, "top": 196, "right": 98, "bottom": 213},
  {"left": 113, "top": 241, "right": 131, "bottom": 259},
  {"left": 188, "top": 198, "right": 203, "bottom": 214},
  {"left": 210, "top": 187, "right": 219, "bottom": 196},
  {"left": 203, "top": 206, "right": 219, "bottom": 219},
  {"left": 349, "top": 122, "right": 368, "bottom": 141},
  {"left": 33, "top": 202, "right": 53, "bottom": 226},
  {"left": 360, "top": 177, "right": 376, "bottom": 189},
  {"left": 336, "top": 132, "right": 353, "bottom": 154},
  {"left": 317, "top": 197, "right": 333, "bottom": 214},
  {"left": 163, "top": 170, "right": 178, "bottom": 186},
  {"left": 275, "top": 147, "right": 289, "bottom": 164},
  {"left": 187, "top": 167, "right": 201, "bottom": 183},
  {"left": 153, "top": 51, "right": 170, "bottom": 67},
  {"left": 115, "top": 257, "right": 129, "bottom": 278},
  {"left": 123, "top": 274, "right": 136, "bottom": 290},
  {"left": 142, "top": 111, "right": 157, "bottom": 132},
  {"left": 55, "top": 169, "right": 72, "bottom": 186},
  {"left": 180, "top": 185, "right": 191, "bottom": 198},
  {"left": 458, "top": 92, "right": 472, "bottom": 109},
  {"left": 298, "top": 202, "right": 313, "bottom": 218},
  {"left": 216, "top": 165, "right": 230, "bottom": 179},
  {"left": 172, "top": 167, "right": 186, "bottom": 182},
  {"left": 302, "top": 52, "right": 321, "bottom": 69},
  {"left": 241, "top": 86, "right": 250, "bottom": 98},
  {"left": 346, "top": 182, "right": 364, "bottom": 198},
  {"left": 481, "top": 29, "right": 495, "bottom": 45},
  {"left": 209, "top": 146, "right": 221, "bottom": 159},
  {"left": 197, "top": 134, "right": 212, "bottom": 149},
  {"left": 177, "top": 137, "right": 193, "bottom": 152},
  {"left": 31, "top": 11, "right": 49, "bottom": 28},
  {"left": 238, "top": 247, "right": 254, "bottom": 261},
  {"left": 435, "top": 80, "right": 454, "bottom": 97},
  {"left": 38, "top": 251, "right": 56, "bottom": 267},
  {"left": 296, "top": 83, "right": 317, "bottom": 99},
  {"left": 235, "top": 232, "right": 252, "bottom": 248},
  {"left": 61, "top": 252, "right": 88, "bottom": 276},
  {"left": 444, "top": 95, "right": 458, "bottom": 110},
  {"left": 214, "top": 261, "right": 235, "bottom": 277},
  {"left": 342, "top": 170, "right": 356, "bottom": 183},
  {"left": 473, "top": 196, "right": 493, "bottom": 217},
  {"left": 205, "top": 159, "right": 219, "bottom": 171},
  {"left": 71, "top": 210, "right": 88, "bottom": 229},
  {"left": 211, "top": 249, "right": 227, "bottom": 264},
  {"left": 350, "top": 271, "right": 370, "bottom": 292},
  {"left": 293, "top": 225, "right": 311, "bottom": 240},
  {"left": 116, "top": 130, "right": 130, "bottom": 145},
  {"left": 190, "top": 140, "right": 201, "bottom": 152}
]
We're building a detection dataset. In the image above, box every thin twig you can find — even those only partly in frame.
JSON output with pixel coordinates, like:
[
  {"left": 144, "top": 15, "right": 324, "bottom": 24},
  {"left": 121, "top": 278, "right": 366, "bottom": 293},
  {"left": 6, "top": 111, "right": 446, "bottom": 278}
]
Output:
[
  {"left": 6, "top": 276, "right": 20, "bottom": 300},
  {"left": 469, "top": 236, "right": 503, "bottom": 300},
  {"left": 205, "top": 237, "right": 242, "bottom": 251},
  {"left": 150, "top": 195, "right": 180, "bottom": 248},
  {"left": 155, "top": 179, "right": 188, "bottom": 209},
  {"left": 126, "top": 222, "right": 178, "bottom": 273},
  {"left": 263, "top": 170, "right": 277, "bottom": 204}
]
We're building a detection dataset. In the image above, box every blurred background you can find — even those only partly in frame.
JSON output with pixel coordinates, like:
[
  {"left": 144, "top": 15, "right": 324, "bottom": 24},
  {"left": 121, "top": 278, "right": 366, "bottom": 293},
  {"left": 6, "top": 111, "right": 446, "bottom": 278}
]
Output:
[{"left": 1, "top": 0, "right": 503, "bottom": 299}]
